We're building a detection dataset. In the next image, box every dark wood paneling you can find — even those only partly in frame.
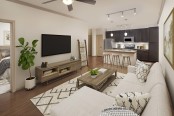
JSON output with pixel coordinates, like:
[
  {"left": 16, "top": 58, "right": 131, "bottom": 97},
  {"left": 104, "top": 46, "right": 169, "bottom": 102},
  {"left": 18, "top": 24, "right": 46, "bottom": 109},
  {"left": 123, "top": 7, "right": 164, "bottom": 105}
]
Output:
[
  {"left": 140, "top": 28, "right": 149, "bottom": 42},
  {"left": 149, "top": 43, "right": 159, "bottom": 62},
  {"left": 137, "top": 50, "right": 149, "bottom": 61},
  {"left": 149, "top": 27, "right": 159, "bottom": 43}
]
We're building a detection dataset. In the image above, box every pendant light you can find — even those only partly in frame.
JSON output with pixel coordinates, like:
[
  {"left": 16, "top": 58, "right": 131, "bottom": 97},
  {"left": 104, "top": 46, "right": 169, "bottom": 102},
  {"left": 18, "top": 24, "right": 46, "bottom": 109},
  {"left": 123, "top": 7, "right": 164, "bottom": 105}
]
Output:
[
  {"left": 110, "top": 32, "right": 113, "bottom": 37},
  {"left": 124, "top": 32, "right": 128, "bottom": 36},
  {"left": 63, "top": 0, "right": 74, "bottom": 5}
]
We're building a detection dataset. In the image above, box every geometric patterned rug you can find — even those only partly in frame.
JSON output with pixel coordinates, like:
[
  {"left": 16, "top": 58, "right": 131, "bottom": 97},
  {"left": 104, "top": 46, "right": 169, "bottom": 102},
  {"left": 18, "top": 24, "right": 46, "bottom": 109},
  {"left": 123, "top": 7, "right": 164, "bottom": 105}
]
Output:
[{"left": 30, "top": 71, "right": 126, "bottom": 116}]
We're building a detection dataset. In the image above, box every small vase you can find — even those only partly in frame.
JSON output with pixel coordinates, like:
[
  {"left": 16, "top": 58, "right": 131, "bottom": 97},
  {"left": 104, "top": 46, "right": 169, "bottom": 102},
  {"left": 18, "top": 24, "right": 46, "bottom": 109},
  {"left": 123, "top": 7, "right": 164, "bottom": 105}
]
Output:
[{"left": 91, "top": 75, "right": 97, "bottom": 78}]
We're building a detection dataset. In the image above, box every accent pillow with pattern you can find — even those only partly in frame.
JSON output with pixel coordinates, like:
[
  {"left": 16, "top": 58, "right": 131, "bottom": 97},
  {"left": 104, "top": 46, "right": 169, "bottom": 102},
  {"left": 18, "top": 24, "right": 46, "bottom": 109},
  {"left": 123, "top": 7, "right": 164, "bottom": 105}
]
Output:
[
  {"left": 115, "top": 92, "right": 150, "bottom": 115},
  {"left": 136, "top": 63, "right": 150, "bottom": 82}
]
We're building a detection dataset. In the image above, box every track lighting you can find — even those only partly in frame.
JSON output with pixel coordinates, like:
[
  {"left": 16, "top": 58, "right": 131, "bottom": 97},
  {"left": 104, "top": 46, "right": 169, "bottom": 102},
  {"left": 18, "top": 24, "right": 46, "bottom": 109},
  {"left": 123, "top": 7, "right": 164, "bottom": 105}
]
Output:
[{"left": 106, "top": 8, "right": 137, "bottom": 19}]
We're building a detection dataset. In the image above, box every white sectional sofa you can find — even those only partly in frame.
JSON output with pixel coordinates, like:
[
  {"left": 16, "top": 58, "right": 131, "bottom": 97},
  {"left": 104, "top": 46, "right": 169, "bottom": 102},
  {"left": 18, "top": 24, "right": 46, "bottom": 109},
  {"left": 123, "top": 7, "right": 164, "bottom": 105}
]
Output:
[{"left": 51, "top": 62, "right": 173, "bottom": 116}]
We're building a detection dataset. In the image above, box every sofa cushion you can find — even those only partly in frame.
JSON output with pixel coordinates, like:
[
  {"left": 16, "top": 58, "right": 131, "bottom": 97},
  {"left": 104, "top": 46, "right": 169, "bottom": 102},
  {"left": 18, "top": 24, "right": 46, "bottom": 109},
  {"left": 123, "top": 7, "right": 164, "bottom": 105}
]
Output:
[
  {"left": 51, "top": 86, "right": 115, "bottom": 116},
  {"left": 141, "top": 84, "right": 173, "bottom": 116},
  {"left": 136, "top": 63, "right": 150, "bottom": 83},
  {"left": 115, "top": 92, "right": 150, "bottom": 115},
  {"left": 143, "top": 62, "right": 166, "bottom": 92}
]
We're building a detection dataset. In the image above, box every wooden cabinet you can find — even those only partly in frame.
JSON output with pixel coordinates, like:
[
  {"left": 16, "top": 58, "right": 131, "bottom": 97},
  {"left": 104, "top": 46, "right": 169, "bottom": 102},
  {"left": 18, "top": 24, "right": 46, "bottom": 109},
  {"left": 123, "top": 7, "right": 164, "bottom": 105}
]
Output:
[
  {"left": 149, "top": 27, "right": 159, "bottom": 43},
  {"left": 148, "top": 43, "right": 159, "bottom": 62},
  {"left": 35, "top": 59, "right": 81, "bottom": 83},
  {"left": 137, "top": 50, "right": 149, "bottom": 61},
  {"left": 140, "top": 28, "right": 149, "bottom": 42}
]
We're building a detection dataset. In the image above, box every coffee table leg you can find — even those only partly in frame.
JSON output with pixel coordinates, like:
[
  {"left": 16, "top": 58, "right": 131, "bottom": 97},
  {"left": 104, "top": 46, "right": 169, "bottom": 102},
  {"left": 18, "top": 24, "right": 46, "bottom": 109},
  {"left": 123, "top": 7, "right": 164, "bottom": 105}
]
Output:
[{"left": 76, "top": 79, "right": 79, "bottom": 89}]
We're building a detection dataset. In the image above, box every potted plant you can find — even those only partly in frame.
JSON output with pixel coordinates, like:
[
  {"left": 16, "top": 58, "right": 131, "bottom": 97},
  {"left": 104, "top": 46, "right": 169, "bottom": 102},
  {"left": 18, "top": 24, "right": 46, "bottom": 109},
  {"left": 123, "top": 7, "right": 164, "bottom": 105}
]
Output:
[
  {"left": 16, "top": 37, "right": 38, "bottom": 90},
  {"left": 90, "top": 69, "right": 99, "bottom": 78}
]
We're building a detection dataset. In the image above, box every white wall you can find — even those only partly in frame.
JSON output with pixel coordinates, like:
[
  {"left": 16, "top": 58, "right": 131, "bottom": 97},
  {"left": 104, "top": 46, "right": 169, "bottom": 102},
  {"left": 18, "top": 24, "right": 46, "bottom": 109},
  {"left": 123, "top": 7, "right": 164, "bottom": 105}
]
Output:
[
  {"left": 158, "top": 0, "right": 174, "bottom": 105},
  {"left": 0, "top": 22, "right": 10, "bottom": 45},
  {"left": 0, "top": 0, "right": 88, "bottom": 90}
]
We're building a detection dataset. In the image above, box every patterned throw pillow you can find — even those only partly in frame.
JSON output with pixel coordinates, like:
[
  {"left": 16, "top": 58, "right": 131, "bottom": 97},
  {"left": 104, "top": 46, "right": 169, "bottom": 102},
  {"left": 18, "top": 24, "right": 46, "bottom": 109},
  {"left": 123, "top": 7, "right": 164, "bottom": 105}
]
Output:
[
  {"left": 135, "top": 59, "right": 142, "bottom": 67},
  {"left": 136, "top": 63, "right": 150, "bottom": 83},
  {"left": 115, "top": 92, "right": 151, "bottom": 115}
]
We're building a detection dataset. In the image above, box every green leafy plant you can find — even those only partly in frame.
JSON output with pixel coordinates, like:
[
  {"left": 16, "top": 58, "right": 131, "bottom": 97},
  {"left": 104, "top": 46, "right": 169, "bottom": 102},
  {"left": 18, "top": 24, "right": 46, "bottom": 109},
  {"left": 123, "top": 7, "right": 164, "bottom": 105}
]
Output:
[
  {"left": 90, "top": 69, "right": 99, "bottom": 75},
  {"left": 16, "top": 37, "right": 38, "bottom": 79}
]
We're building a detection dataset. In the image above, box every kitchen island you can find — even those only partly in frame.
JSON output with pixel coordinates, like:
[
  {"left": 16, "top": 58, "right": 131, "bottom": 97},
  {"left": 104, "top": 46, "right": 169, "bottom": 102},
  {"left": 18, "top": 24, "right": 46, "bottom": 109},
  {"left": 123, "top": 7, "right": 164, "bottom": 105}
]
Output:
[{"left": 104, "top": 49, "right": 137, "bottom": 65}]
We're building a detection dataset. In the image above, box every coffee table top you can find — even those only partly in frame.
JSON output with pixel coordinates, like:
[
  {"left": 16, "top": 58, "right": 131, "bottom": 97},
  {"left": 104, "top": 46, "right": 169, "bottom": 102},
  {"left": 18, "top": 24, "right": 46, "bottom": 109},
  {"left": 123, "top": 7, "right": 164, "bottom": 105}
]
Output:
[{"left": 77, "top": 68, "right": 116, "bottom": 89}]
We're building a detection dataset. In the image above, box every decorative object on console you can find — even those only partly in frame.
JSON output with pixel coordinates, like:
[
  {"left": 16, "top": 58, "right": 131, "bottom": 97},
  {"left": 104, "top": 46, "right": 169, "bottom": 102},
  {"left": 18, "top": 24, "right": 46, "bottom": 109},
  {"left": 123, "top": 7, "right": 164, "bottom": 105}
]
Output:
[
  {"left": 115, "top": 92, "right": 151, "bottom": 115},
  {"left": 16, "top": 37, "right": 38, "bottom": 90},
  {"left": 164, "top": 8, "right": 174, "bottom": 69},
  {"left": 70, "top": 56, "right": 76, "bottom": 61},
  {"left": 41, "top": 62, "right": 47, "bottom": 68}
]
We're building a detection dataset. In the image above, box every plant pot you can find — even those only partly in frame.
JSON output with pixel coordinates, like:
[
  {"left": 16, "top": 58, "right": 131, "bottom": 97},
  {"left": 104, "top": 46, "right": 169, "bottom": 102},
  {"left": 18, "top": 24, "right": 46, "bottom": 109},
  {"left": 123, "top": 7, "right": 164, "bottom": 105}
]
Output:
[
  {"left": 25, "top": 76, "right": 36, "bottom": 90},
  {"left": 91, "top": 75, "right": 97, "bottom": 78}
]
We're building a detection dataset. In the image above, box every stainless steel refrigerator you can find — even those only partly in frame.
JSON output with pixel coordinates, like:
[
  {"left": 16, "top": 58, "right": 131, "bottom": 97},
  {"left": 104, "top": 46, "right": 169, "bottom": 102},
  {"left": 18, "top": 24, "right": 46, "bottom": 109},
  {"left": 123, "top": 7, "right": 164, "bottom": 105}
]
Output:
[{"left": 104, "top": 39, "right": 114, "bottom": 49}]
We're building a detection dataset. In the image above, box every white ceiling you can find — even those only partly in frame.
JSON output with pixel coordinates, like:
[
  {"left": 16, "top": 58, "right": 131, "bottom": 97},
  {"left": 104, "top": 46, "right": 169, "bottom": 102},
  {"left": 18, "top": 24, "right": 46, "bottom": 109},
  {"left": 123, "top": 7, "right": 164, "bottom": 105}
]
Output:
[{"left": 9, "top": 0, "right": 164, "bottom": 30}]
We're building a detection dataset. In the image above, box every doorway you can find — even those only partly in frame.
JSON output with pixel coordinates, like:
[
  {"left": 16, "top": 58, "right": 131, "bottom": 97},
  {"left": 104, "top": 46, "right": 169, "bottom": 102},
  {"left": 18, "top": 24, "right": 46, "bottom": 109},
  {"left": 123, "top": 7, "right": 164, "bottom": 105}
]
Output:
[
  {"left": 96, "top": 35, "right": 104, "bottom": 56},
  {"left": 0, "top": 19, "right": 15, "bottom": 94}
]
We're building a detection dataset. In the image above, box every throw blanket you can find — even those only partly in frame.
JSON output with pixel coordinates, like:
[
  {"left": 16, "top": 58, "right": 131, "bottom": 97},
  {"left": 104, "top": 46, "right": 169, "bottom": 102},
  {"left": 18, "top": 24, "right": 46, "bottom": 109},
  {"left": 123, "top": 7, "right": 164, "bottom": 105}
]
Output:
[{"left": 0, "top": 57, "right": 10, "bottom": 76}]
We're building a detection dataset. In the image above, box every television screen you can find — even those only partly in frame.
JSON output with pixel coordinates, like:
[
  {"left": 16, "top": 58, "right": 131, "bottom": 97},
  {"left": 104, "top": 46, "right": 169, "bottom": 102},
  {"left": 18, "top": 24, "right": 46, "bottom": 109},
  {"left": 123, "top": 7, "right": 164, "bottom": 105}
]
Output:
[{"left": 41, "top": 34, "right": 71, "bottom": 57}]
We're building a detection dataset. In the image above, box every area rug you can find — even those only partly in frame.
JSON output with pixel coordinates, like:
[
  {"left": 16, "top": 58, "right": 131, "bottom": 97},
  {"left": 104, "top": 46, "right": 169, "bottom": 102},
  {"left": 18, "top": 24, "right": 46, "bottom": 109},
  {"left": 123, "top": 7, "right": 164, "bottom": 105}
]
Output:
[{"left": 30, "top": 72, "right": 126, "bottom": 116}]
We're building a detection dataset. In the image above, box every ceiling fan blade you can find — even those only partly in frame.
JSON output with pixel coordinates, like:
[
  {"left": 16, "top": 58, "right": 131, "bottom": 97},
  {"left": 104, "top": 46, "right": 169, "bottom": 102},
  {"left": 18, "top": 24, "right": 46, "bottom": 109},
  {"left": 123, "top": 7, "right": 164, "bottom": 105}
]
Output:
[
  {"left": 67, "top": 4, "right": 73, "bottom": 11},
  {"left": 42, "top": 0, "right": 57, "bottom": 4},
  {"left": 76, "top": 0, "right": 96, "bottom": 5}
]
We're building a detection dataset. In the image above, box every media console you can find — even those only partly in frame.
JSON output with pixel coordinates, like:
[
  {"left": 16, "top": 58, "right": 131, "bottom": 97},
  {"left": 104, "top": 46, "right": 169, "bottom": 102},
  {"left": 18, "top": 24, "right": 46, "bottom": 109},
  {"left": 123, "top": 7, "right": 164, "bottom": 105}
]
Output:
[{"left": 35, "top": 59, "right": 81, "bottom": 83}]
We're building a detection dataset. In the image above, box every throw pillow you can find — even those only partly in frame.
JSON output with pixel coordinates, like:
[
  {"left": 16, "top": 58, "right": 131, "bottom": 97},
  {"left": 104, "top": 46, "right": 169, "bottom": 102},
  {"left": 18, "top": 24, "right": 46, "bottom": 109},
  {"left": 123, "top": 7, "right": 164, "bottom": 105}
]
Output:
[
  {"left": 115, "top": 92, "right": 151, "bottom": 115},
  {"left": 135, "top": 59, "right": 142, "bottom": 67},
  {"left": 136, "top": 63, "right": 150, "bottom": 83}
]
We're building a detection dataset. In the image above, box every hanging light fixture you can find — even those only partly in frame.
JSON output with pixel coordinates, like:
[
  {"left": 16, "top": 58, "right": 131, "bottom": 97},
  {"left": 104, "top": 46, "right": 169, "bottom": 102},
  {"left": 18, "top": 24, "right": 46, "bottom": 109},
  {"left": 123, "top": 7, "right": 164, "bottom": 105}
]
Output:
[
  {"left": 107, "top": 14, "right": 110, "bottom": 20},
  {"left": 134, "top": 8, "right": 136, "bottom": 15},
  {"left": 110, "top": 32, "right": 113, "bottom": 37},
  {"left": 121, "top": 11, "right": 124, "bottom": 18},
  {"left": 124, "top": 32, "right": 128, "bottom": 36},
  {"left": 62, "top": 0, "right": 74, "bottom": 5}
]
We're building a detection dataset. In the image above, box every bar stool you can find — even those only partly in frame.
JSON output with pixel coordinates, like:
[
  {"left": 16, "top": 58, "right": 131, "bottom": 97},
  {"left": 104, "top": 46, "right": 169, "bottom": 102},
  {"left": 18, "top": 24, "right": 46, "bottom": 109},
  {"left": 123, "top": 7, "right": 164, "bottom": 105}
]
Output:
[
  {"left": 103, "top": 52, "right": 112, "bottom": 64},
  {"left": 122, "top": 54, "right": 131, "bottom": 67},
  {"left": 112, "top": 54, "right": 121, "bottom": 67}
]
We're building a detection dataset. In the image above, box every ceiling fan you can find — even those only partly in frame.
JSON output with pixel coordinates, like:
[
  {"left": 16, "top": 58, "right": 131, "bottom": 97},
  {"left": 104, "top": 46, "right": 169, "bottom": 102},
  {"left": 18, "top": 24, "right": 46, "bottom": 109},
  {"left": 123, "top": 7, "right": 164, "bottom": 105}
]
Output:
[{"left": 42, "top": 0, "right": 96, "bottom": 11}]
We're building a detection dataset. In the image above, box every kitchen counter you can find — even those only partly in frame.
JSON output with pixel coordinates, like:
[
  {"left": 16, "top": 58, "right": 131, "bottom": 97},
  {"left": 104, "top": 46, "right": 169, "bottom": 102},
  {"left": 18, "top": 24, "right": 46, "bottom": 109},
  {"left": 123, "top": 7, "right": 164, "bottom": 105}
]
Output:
[
  {"left": 104, "top": 49, "right": 137, "bottom": 65},
  {"left": 105, "top": 49, "right": 137, "bottom": 53}
]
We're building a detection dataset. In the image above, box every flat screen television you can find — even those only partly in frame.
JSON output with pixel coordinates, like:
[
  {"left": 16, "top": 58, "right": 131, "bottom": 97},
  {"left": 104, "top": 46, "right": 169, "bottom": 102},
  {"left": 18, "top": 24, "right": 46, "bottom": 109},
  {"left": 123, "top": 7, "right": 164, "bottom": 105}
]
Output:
[{"left": 41, "top": 34, "right": 71, "bottom": 57}]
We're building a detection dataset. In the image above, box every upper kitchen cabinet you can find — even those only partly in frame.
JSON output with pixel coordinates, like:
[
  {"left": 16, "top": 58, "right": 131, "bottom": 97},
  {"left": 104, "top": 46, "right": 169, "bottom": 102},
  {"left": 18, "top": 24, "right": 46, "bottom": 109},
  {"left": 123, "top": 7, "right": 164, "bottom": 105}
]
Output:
[
  {"left": 140, "top": 28, "right": 149, "bottom": 42},
  {"left": 149, "top": 27, "right": 159, "bottom": 43},
  {"left": 132, "top": 29, "right": 141, "bottom": 42}
]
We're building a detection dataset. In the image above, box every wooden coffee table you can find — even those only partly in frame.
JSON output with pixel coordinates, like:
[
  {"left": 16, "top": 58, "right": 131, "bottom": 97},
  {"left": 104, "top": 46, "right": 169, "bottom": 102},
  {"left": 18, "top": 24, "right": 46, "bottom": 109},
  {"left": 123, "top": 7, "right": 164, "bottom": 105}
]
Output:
[{"left": 76, "top": 68, "right": 117, "bottom": 91}]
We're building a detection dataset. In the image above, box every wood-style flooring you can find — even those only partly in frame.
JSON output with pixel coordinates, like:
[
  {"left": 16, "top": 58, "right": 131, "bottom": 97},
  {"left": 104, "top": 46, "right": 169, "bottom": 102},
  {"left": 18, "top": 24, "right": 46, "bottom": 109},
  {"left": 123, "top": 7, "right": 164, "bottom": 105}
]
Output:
[{"left": 0, "top": 56, "right": 127, "bottom": 116}]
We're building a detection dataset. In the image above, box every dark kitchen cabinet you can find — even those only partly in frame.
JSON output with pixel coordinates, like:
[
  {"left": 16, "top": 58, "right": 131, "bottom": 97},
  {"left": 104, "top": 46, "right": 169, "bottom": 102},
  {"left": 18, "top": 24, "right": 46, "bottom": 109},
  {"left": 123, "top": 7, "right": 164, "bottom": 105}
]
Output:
[
  {"left": 149, "top": 27, "right": 159, "bottom": 43},
  {"left": 137, "top": 50, "right": 149, "bottom": 61},
  {"left": 140, "top": 28, "right": 149, "bottom": 42},
  {"left": 148, "top": 43, "right": 159, "bottom": 62},
  {"left": 133, "top": 29, "right": 141, "bottom": 42}
]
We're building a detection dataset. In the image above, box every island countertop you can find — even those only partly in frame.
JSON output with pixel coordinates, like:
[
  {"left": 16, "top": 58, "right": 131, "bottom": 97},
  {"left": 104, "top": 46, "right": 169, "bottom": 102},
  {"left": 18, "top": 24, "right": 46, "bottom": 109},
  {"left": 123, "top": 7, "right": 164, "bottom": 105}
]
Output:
[{"left": 104, "top": 49, "right": 137, "bottom": 53}]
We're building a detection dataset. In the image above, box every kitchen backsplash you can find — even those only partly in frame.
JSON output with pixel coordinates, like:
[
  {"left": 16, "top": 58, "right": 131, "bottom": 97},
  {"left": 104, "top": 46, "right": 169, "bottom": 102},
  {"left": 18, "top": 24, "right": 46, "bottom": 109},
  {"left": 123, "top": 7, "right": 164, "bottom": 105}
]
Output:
[{"left": 111, "top": 42, "right": 149, "bottom": 50}]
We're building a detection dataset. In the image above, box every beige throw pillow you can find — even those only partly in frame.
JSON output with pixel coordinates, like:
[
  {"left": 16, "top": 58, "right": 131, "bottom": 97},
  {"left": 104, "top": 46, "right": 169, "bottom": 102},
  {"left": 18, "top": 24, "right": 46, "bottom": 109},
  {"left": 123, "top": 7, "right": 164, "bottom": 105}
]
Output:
[{"left": 115, "top": 92, "right": 151, "bottom": 115}]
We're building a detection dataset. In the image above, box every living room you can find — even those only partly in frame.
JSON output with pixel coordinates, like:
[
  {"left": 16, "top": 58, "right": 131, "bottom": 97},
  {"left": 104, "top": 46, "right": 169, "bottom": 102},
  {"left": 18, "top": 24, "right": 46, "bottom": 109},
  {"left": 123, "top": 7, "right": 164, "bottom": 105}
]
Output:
[{"left": 0, "top": 0, "right": 174, "bottom": 115}]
